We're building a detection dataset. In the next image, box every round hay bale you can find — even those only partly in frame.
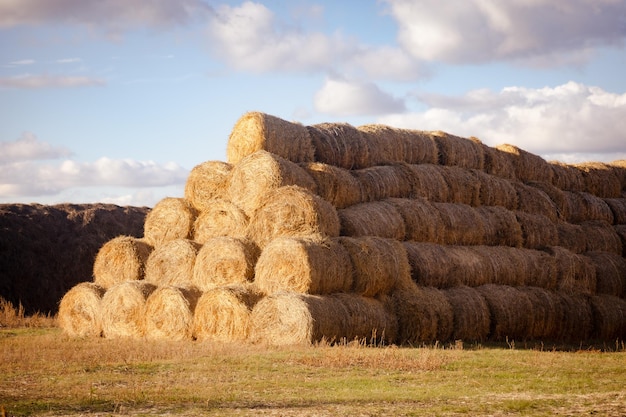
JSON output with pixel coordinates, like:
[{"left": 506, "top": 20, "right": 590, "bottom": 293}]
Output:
[
  {"left": 512, "top": 182, "right": 559, "bottom": 222},
  {"left": 495, "top": 144, "right": 553, "bottom": 183},
  {"left": 144, "top": 286, "right": 201, "bottom": 341},
  {"left": 144, "top": 239, "right": 201, "bottom": 287},
  {"left": 300, "top": 161, "right": 363, "bottom": 208},
  {"left": 545, "top": 246, "right": 597, "bottom": 295},
  {"left": 549, "top": 161, "right": 584, "bottom": 192},
  {"left": 563, "top": 191, "right": 614, "bottom": 224},
  {"left": 519, "top": 287, "right": 560, "bottom": 340},
  {"left": 405, "top": 164, "right": 450, "bottom": 202},
  {"left": 334, "top": 293, "right": 398, "bottom": 345},
  {"left": 193, "top": 284, "right": 264, "bottom": 342},
  {"left": 58, "top": 282, "right": 106, "bottom": 337},
  {"left": 352, "top": 163, "right": 416, "bottom": 202},
  {"left": 226, "top": 111, "right": 315, "bottom": 164},
  {"left": 443, "top": 285, "right": 491, "bottom": 342},
  {"left": 246, "top": 185, "right": 340, "bottom": 248},
  {"left": 101, "top": 281, "right": 156, "bottom": 339},
  {"left": 515, "top": 212, "right": 559, "bottom": 249},
  {"left": 615, "top": 225, "right": 626, "bottom": 257},
  {"left": 308, "top": 122, "right": 369, "bottom": 169},
  {"left": 556, "top": 222, "right": 587, "bottom": 254},
  {"left": 357, "top": 124, "right": 439, "bottom": 165},
  {"left": 192, "top": 237, "right": 259, "bottom": 291},
  {"left": 579, "top": 221, "right": 623, "bottom": 254},
  {"left": 609, "top": 160, "right": 626, "bottom": 190},
  {"left": 339, "top": 236, "right": 411, "bottom": 297},
  {"left": 554, "top": 293, "right": 593, "bottom": 341},
  {"left": 143, "top": 197, "right": 197, "bottom": 247},
  {"left": 526, "top": 181, "right": 569, "bottom": 221},
  {"left": 432, "top": 202, "right": 487, "bottom": 245},
  {"left": 388, "top": 197, "right": 441, "bottom": 243},
  {"left": 228, "top": 150, "right": 318, "bottom": 217},
  {"left": 432, "top": 131, "right": 485, "bottom": 170},
  {"left": 603, "top": 198, "right": 626, "bottom": 225},
  {"left": 589, "top": 295, "right": 626, "bottom": 340},
  {"left": 476, "top": 284, "right": 534, "bottom": 341},
  {"left": 476, "top": 206, "right": 524, "bottom": 247},
  {"left": 338, "top": 200, "right": 406, "bottom": 240},
  {"left": 438, "top": 166, "right": 481, "bottom": 206},
  {"left": 93, "top": 236, "right": 153, "bottom": 289},
  {"left": 584, "top": 251, "right": 626, "bottom": 298},
  {"left": 254, "top": 237, "right": 352, "bottom": 295},
  {"left": 472, "top": 169, "right": 519, "bottom": 209},
  {"left": 184, "top": 160, "right": 232, "bottom": 212},
  {"left": 193, "top": 198, "right": 249, "bottom": 243},
  {"left": 574, "top": 162, "right": 622, "bottom": 198},
  {"left": 482, "top": 144, "right": 517, "bottom": 180}
]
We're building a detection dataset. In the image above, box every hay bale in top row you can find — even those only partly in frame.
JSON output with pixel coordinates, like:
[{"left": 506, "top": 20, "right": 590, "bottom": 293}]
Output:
[
  {"left": 496, "top": 144, "right": 554, "bottom": 184},
  {"left": 574, "top": 162, "right": 623, "bottom": 198},
  {"left": 184, "top": 161, "right": 232, "bottom": 212},
  {"left": 358, "top": 124, "right": 439, "bottom": 166},
  {"left": 58, "top": 282, "right": 106, "bottom": 337},
  {"left": 93, "top": 236, "right": 153, "bottom": 289},
  {"left": 144, "top": 197, "right": 197, "bottom": 247}
]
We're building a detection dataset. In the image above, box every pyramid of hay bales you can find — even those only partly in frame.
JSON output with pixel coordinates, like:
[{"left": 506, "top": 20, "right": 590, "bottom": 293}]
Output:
[{"left": 59, "top": 111, "right": 626, "bottom": 345}]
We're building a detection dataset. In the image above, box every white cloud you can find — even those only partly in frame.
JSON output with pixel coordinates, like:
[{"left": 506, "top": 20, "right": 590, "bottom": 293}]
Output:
[
  {"left": 7, "top": 59, "right": 35, "bottom": 66},
  {"left": 0, "top": 74, "right": 105, "bottom": 89},
  {"left": 386, "top": 0, "right": 626, "bottom": 65},
  {"left": 56, "top": 57, "right": 82, "bottom": 64},
  {"left": 378, "top": 81, "right": 626, "bottom": 162},
  {"left": 314, "top": 77, "right": 406, "bottom": 116},
  {"left": 0, "top": 132, "right": 72, "bottom": 163}
]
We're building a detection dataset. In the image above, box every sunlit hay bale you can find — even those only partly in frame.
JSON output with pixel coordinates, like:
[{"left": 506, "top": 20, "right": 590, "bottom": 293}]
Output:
[
  {"left": 563, "top": 191, "right": 614, "bottom": 224},
  {"left": 144, "top": 239, "right": 201, "bottom": 287},
  {"left": 603, "top": 198, "right": 626, "bottom": 225},
  {"left": 143, "top": 197, "right": 197, "bottom": 247},
  {"left": 227, "top": 150, "right": 318, "bottom": 217},
  {"left": 352, "top": 163, "right": 416, "bottom": 203},
  {"left": 184, "top": 161, "right": 233, "bottom": 212},
  {"left": 443, "top": 285, "right": 491, "bottom": 342},
  {"left": 357, "top": 124, "right": 439, "bottom": 165},
  {"left": 482, "top": 144, "right": 517, "bottom": 180},
  {"left": 254, "top": 237, "right": 352, "bottom": 295},
  {"left": 574, "top": 162, "right": 623, "bottom": 198},
  {"left": 144, "top": 286, "right": 201, "bottom": 341},
  {"left": 431, "top": 131, "right": 485, "bottom": 170},
  {"left": 554, "top": 293, "right": 593, "bottom": 341},
  {"left": 555, "top": 222, "right": 587, "bottom": 254},
  {"left": 308, "top": 122, "right": 370, "bottom": 169},
  {"left": 338, "top": 236, "right": 411, "bottom": 298},
  {"left": 405, "top": 163, "right": 450, "bottom": 202},
  {"left": 300, "top": 161, "right": 363, "bottom": 209},
  {"left": 495, "top": 144, "right": 554, "bottom": 184},
  {"left": 549, "top": 161, "right": 585, "bottom": 192},
  {"left": 193, "top": 199, "right": 249, "bottom": 243},
  {"left": 58, "top": 282, "right": 106, "bottom": 337},
  {"left": 472, "top": 169, "right": 519, "bottom": 209},
  {"left": 246, "top": 185, "right": 340, "bottom": 249},
  {"left": 512, "top": 182, "right": 559, "bottom": 222},
  {"left": 432, "top": 202, "right": 487, "bottom": 245},
  {"left": 388, "top": 197, "right": 441, "bottom": 243},
  {"left": 584, "top": 251, "right": 626, "bottom": 298},
  {"left": 515, "top": 212, "right": 559, "bottom": 249},
  {"left": 101, "top": 281, "right": 156, "bottom": 339},
  {"left": 192, "top": 237, "right": 259, "bottom": 291},
  {"left": 476, "top": 284, "right": 534, "bottom": 341},
  {"left": 335, "top": 293, "right": 398, "bottom": 345},
  {"left": 545, "top": 246, "right": 597, "bottom": 295},
  {"left": 615, "top": 225, "right": 626, "bottom": 257},
  {"left": 226, "top": 111, "right": 315, "bottom": 165},
  {"left": 338, "top": 201, "right": 406, "bottom": 240},
  {"left": 193, "top": 284, "right": 264, "bottom": 342},
  {"left": 249, "top": 292, "right": 349, "bottom": 346},
  {"left": 519, "top": 287, "right": 560, "bottom": 340},
  {"left": 526, "top": 181, "right": 569, "bottom": 221},
  {"left": 589, "top": 295, "right": 626, "bottom": 341},
  {"left": 92, "top": 236, "right": 153, "bottom": 289},
  {"left": 579, "top": 221, "right": 624, "bottom": 255},
  {"left": 476, "top": 206, "right": 524, "bottom": 247},
  {"left": 438, "top": 166, "right": 481, "bottom": 206}
]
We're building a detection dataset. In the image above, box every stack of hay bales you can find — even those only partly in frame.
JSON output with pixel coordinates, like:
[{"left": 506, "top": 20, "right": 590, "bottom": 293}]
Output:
[{"left": 59, "top": 111, "right": 626, "bottom": 345}]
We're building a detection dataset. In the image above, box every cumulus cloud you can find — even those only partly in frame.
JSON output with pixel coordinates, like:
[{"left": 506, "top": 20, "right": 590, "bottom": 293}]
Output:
[
  {"left": 0, "top": 132, "right": 72, "bottom": 163},
  {"left": 379, "top": 82, "right": 626, "bottom": 162},
  {"left": 386, "top": 0, "right": 626, "bottom": 65},
  {"left": 0, "top": 74, "right": 105, "bottom": 89},
  {"left": 314, "top": 77, "right": 406, "bottom": 116}
]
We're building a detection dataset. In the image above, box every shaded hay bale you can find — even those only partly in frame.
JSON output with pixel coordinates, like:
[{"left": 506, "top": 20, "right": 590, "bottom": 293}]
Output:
[
  {"left": 144, "top": 286, "right": 201, "bottom": 341},
  {"left": 519, "top": 287, "right": 560, "bottom": 340},
  {"left": 555, "top": 222, "right": 587, "bottom": 254},
  {"left": 609, "top": 160, "right": 626, "bottom": 189},
  {"left": 476, "top": 284, "right": 533, "bottom": 341},
  {"left": 58, "top": 282, "right": 106, "bottom": 337},
  {"left": 300, "top": 162, "right": 363, "bottom": 208},
  {"left": 615, "top": 225, "right": 626, "bottom": 257},
  {"left": 432, "top": 202, "right": 487, "bottom": 245},
  {"left": 476, "top": 206, "right": 523, "bottom": 247},
  {"left": 254, "top": 237, "right": 352, "bottom": 295},
  {"left": 438, "top": 166, "right": 481, "bottom": 206},
  {"left": 472, "top": 169, "right": 518, "bottom": 209},
  {"left": 589, "top": 295, "right": 626, "bottom": 340},
  {"left": 604, "top": 198, "right": 626, "bottom": 225},
  {"left": 554, "top": 293, "right": 593, "bottom": 341},
  {"left": 405, "top": 164, "right": 450, "bottom": 202},
  {"left": 308, "top": 122, "right": 369, "bottom": 169},
  {"left": 143, "top": 197, "right": 197, "bottom": 247},
  {"left": 93, "top": 236, "right": 153, "bottom": 289},
  {"left": 144, "top": 239, "right": 201, "bottom": 287},
  {"left": 388, "top": 197, "right": 441, "bottom": 243},
  {"left": 563, "top": 191, "right": 614, "bottom": 224},
  {"left": 184, "top": 160, "right": 232, "bottom": 212},
  {"left": 579, "top": 221, "right": 623, "bottom": 255},
  {"left": 526, "top": 181, "right": 569, "bottom": 221},
  {"left": 584, "top": 251, "right": 626, "bottom": 298},
  {"left": 482, "top": 144, "right": 517, "bottom": 180},
  {"left": 246, "top": 186, "right": 340, "bottom": 248},
  {"left": 226, "top": 111, "right": 315, "bottom": 164},
  {"left": 192, "top": 237, "right": 259, "bottom": 291},
  {"left": 101, "top": 281, "right": 156, "bottom": 339},
  {"left": 357, "top": 124, "right": 439, "bottom": 165},
  {"left": 545, "top": 246, "right": 597, "bottom": 295},
  {"left": 512, "top": 182, "right": 559, "bottom": 222},
  {"left": 515, "top": 212, "right": 559, "bottom": 249},
  {"left": 574, "top": 162, "right": 623, "bottom": 198},
  {"left": 338, "top": 200, "right": 406, "bottom": 240},
  {"left": 352, "top": 163, "right": 416, "bottom": 202},
  {"left": 550, "top": 161, "right": 584, "bottom": 192},
  {"left": 496, "top": 144, "right": 553, "bottom": 183},
  {"left": 192, "top": 199, "right": 248, "bottom": 243},
  {"left": 443, "top": 286, "right": 490, "bottom": 342},
  {"left": 336, "top": 293, "right": 398, "bottom": 344},
  {"left": 432, "top": 131, "right": 485, "bottom": 170},
  {"left": 193, "top": 284, "right": 263, "bottom": 342}
]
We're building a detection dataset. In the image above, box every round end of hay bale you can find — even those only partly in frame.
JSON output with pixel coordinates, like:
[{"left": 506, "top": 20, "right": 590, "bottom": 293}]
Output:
[
  {"left": 144, "top": 286, "right": 201, "bottom": 341},
  {"left": 143, "top": 197, "right": 197, "bottom": 247},
  {"left": 101, "top": 281, "right": 157, "bottom": 339},
  {"left": 184, "top": 161, "right": 233, "bottom": 211},
  {"left": 144, "top": 239, "right": 201, "bottom": 287},
  {"left": 93, "top": 236, "right": 153, "bottom": 289},
  {"left": 193, "top": 199, "right": 249, "bottom": 243},
  {"left": 58, "top": 282, "right": 106, "bottom": 337}
]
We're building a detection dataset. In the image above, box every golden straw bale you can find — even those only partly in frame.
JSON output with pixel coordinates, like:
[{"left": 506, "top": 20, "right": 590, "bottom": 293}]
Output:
[
  {"left": 476, "top": 284, "right": 534, "bottom": 341},
  {"left": 192, "top": 237, "right": 259, "bottom": 291},
  {"left": 101, "top": 281, "right": 156, "bottom": 339},
  {"left": 603, "top": 198, "right": 626, "bottom": 225},
  {"left": 352, "top": 163, "right": 416, "bottom": 202},
  {"left": 574, "top": 162, "right": 623, "bottom": 198},
  {"left": 246, "top": 185, "right": 340, "bottom": 248},
  {"left": 549, "top": 161, "right": 584, "bottom": 192},
  {"left": 338, "top": 200, "right": 406, "bottom": 240},
  {"left": 144, "top": 239, "right": 201, "bottom": 287},
  {"left": 589, "top": 295, "right": 626, "bottom": 340},
  {"left": 584, "top": 251, "right": 626, "bottom": 298},
  {"left": 58, "top": 282, "right": 106, "bottom": 337},
  {"left": 432, "top": 202, "right": 487, "bottom": 245},
  {"left": 438, "top": 166, "right": 481, "bottom": 206},
  {"left": 545, "top": 246, "right": 597, "bottom": 295},
  {"left": 496, "top": 144, "right": 553, "bottom": 183},
  {"left": 476, "top": 206, "right": 523, "bottom": 247},
  {"left": 405, "top": 164, "right": 450, "bottom": 202},
  {"left": 563, "top": 191, "right": 614, "bottom": 224},
  {"left": 254, "top": 237, "right": 352, "bottom": 295},
  {"left": 519, "top": 287, "right": 560, "bottom": 340},
  {"left": 526, "top": 181, "right": 569, "bottom": 221},
  {"left": 515, "top": 212, "right": 559, "bottom": 249},
  {"left": 443, "top": 285, "right": 491, "bottom": 342},
  {"left": 193, "top": 199, "right": 248, "bottom": 243},
  {"left": 388, "top": 197, "right": 441, "bottom": 243},
  {"left": 512, "top": 182, "right": 559, "bottom": 222},
  {"left": 228, "top": 150, "right": 317, "bottom": 217},
  {"left": 357, "top": 124, "right": 439, "bottom": 165},
  {"left": 472, "top": 169, "right": 519, "bottom": 209},
  {"left": 308, "top": 122, "right": 370, "bottom": 169},
  {"left": 431, "top": 131, "right": 485, "bottom": 170},
  {"left": 143, "top": 197, "right": 197, "bottom": 247},
  {"left": 335, "top": 293, "right": 398, "bottom": 344},
  {"left": 93, "top": 236, "right": 153, "bottom": 289},
  {"left": 300, "top": 161, "right": 363, "bottom": 208},
  {"left": 193, "top": 284, "right": 264, "bottom": 342},
  {"left": 554, "top": 293, "right": 593, "bottom": 341},
  {"left": 482, "top": 144, "right": 517, "bottom": 180},
  {"left": 579, "top": 221, "right": 623, "bottom": 255},
  {"left": 144, "top": 286, "right": 201, "bottom": 341},
  {"left": 339, "top": 236, "right": 411, "bottom": 297},
  {"left": 184, "top": 160, "right": 232, "bottom": 212},
  {"left": 226, "top": 111, "right": 315, "bottom": 164}
]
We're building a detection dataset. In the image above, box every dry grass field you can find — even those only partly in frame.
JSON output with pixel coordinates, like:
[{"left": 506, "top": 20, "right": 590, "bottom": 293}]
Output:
[{"left": 1, "top": 300, "right": 625, "bottom": 417}]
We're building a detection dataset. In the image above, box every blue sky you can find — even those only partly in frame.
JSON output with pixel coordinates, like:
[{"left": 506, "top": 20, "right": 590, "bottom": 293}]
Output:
[{"left": 1, "top": 0, "right": 625, "bottom": 207}]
